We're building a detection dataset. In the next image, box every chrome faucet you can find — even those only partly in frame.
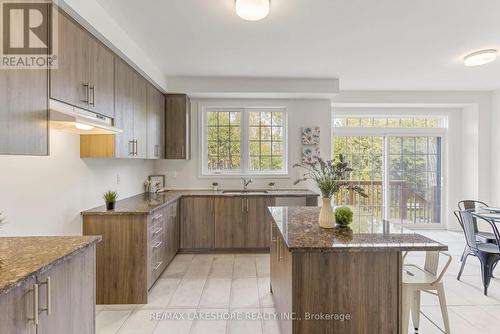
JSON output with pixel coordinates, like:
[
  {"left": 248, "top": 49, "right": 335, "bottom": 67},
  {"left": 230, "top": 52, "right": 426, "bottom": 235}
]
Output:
[{"left": 242, "top": 177, "right": 253, "bottom": 191}]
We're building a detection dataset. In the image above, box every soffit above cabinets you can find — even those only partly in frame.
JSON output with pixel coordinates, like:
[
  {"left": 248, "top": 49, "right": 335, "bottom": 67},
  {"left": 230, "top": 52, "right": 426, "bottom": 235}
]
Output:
[{"left": 166, "top": 77, "right": 339, "bottom": 100}]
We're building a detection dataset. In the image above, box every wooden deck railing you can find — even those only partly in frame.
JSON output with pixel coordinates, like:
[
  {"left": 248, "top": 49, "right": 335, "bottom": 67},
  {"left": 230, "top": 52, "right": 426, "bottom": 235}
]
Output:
[{"left": 335, "top": 180, "right": 439, "bottom": 224}]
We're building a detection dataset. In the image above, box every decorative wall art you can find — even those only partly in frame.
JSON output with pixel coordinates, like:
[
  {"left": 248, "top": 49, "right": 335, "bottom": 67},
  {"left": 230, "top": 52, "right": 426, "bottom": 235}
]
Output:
[
  {"left": 301, "top": 127, "right": 320, "bottom": 145},
  {"left": 302, "top": 147, "right": 321, "bottom": 164}
]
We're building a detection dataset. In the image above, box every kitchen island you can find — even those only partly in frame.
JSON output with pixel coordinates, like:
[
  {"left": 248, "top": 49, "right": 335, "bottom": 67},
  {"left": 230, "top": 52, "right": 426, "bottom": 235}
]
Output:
[
  {"left": 0, "top": 236, "right": 100, "bottom": 333},
  {"left": 268, "top": 207, "right": 447, "bottom": 334}
]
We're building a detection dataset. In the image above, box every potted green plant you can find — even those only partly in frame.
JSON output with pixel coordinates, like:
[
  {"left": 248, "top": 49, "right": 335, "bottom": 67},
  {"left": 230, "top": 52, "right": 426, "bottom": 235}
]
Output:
[
  {"left": 103, "top": 191, "right": 118, "bottom": 211},
  {"left": 335, "top": 206, "right": 353, "bottom": 228},
  {"left": 294, "top": 155, "right": 367, "bottom": 229}
]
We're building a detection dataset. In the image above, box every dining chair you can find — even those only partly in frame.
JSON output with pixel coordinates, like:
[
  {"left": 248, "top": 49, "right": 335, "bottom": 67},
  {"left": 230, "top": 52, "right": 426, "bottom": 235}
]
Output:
[
  {"left": 458, "top": 200, "right": 498, "bottom": 244},
  {"left": 402, "top": 251, "right": 452, "bottom": 334},
  {"left": 457, "top": 210, "right": 500, "bottom": 295}
]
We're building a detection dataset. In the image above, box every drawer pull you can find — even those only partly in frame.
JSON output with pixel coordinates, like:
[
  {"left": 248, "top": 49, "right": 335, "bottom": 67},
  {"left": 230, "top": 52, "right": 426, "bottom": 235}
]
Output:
[
  {"left": 153, "top": 241, "right": 162, "bottom": 249},
  {"left": 154, "top": 261, "right": 163, "bottom": 271},
  {"left": 152, "top": 227, "right": 163, "bottom": 236}
]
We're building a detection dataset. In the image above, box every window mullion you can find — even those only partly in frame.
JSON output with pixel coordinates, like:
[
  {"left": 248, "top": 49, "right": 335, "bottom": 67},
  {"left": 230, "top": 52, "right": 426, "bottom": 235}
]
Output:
[{"left": 242, "top": 109, "right": 249, "bottom": 174}]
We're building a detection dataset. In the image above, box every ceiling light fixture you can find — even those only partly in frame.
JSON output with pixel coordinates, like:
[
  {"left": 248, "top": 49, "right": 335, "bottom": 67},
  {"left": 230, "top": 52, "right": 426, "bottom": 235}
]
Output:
[
  {"left": 75, "top": 122, "right": 95, "bottom": 131},
  {"left": 464, "top": 49, "right": 497, "bottom": 67},
  {"left": 235, "top": 0, "right": 270, "bottom": 21}
]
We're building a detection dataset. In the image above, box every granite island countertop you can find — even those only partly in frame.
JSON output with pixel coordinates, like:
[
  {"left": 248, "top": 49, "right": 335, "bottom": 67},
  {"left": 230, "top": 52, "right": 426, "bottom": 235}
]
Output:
[
  {"left": 0, "top": 236, "right": 101, "bottom": 295},
  {"left": 268, "top": 206, "right": 448, "bottom": 252},
  {"left": 82, "top": 189, "right": 319, "bottom": 216}
]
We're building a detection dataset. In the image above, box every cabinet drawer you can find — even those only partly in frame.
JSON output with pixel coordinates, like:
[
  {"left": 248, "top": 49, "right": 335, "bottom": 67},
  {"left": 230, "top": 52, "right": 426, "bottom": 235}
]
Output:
[
  {"left": 150, "top": 211, "right": 166, "bottom": 228},
  {"left": 150, "top": 243, "right": 167, "bottom": 283},
  {"left": 150, "top": 222, "right": 164, "bottom": 241}
]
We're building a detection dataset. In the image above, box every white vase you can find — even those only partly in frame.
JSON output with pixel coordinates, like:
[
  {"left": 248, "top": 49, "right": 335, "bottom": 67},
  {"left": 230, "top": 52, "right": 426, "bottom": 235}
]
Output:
[{"left": 319, "top": 197, "right": 335, "bottom": 229}]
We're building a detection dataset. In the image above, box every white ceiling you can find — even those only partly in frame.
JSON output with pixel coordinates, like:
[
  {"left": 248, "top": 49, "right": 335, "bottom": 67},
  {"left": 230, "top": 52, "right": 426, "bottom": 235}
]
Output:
[{"left": 95, "top": 0, "right": 500, "bottom": 91}]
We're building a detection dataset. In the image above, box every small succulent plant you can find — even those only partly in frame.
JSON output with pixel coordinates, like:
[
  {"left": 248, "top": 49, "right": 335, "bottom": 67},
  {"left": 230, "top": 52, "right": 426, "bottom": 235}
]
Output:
[{"left": 103, "top": 191, "right": 118, "bottom": 203}]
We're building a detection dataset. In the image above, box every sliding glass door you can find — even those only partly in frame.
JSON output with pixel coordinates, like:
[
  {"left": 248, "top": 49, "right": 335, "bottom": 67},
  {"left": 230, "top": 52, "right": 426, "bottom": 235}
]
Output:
[
  {"left": 332, "top": 116, "right": 446, "bottom": 226},
  {"left": 387, "top": 136, "right": 442, "bottom": 224},
  {"left": 333, "top": 136, "right": 383, "bottom": 223}
]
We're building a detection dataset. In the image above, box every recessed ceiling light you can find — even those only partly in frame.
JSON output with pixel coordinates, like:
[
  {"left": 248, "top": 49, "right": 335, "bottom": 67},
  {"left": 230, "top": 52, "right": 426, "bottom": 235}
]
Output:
[
  {"left": 464, "top": 49, "right": 497, "bottom": 67},
  {"left": 235, "top": 0, "right": 270, "bottom": 21}
]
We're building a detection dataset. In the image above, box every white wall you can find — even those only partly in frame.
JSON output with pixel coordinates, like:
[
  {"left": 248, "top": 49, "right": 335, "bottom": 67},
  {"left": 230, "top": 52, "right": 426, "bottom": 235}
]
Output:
[
  {"left": 155, "top": 98, "right": 332, "bottom": 191},
  {"left": 491, "top": 90, "right": 500, "bottom": 204},
  {"left": 0, "top": 131, "right": 153, "bottom": 236}
]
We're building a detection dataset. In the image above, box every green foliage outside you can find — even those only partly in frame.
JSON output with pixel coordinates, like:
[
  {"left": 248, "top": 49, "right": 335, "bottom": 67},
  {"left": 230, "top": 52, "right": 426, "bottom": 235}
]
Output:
[{"left": 207, "top": 111, "right": 284, "bottom": 171}]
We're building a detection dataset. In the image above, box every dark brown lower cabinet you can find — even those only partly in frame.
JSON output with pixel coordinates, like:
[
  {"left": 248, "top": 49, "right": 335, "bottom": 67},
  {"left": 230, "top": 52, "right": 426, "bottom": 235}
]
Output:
[
  {"left": 246, "top": 197, "right": 275, "bottom": 248},
  {"left": 214, "top": 196, "right": 275, "bottom": 249},
  {"left": 214, "top": 197, "right": 246, "bottom": 248},
  {"left": 0, "top": 246, "right": 96, "bottom": 334},
  {"left": 37, "top": 247, "right": 95, "bottom": 334},
  {"left": 83, "top": 200, "right": 179, "bottom": 304},
  {"left": 0, "top": 276, "right": 36, "bottom": 334},
  {"left": 180, "top": 197, "right": 215, "bottom": 249},
  {"left": 270, "top": 226, "right": 401, "bottom": 334}
]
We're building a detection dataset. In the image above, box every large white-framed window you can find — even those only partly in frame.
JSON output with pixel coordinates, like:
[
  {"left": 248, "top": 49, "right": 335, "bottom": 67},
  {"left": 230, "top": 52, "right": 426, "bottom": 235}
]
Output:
[
  {"left": 200, "top": 107, "right": 288, "bottom": 176},
  {"left": 332, "top": 115, "right": 448, "bottom": 227}
]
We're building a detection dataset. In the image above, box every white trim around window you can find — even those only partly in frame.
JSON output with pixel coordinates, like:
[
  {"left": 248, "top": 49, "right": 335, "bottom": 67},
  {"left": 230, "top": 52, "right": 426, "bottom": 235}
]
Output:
[{"left": 199, "top": 106, "right": 289, "bottom": 177}]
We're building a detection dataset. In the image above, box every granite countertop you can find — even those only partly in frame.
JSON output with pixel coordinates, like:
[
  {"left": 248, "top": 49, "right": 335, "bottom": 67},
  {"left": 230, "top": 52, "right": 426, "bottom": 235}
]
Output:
[
  {"left": 0, "top": 236, "right": 101, "bottom": 295},
  {"left": 268, "top": 206, "right": 448, "bottom": 252},
  {"left": 81, "top": 189, "right": 319, "bottom": 216}
]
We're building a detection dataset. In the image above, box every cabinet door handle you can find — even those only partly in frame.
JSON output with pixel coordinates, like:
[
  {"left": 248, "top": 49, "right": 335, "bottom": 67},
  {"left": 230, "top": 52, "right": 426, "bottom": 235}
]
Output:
[
  {"left": 246, "top": 199, "right": 249, "bottom": 213},
  {"left": 154, "top": 145, "right": 159, "bottom": 157},
  {"left": 30, "top": 284, "right": 39, "bottom": 325},
  {"left": 241, "top": 199, "right": 244, "bottom": 212},
  {"left": 82, "top": 83, "right": 90, "bottom": 104},
  {"left": 129, "top": 140, "right": 134, "bottom": 156},
  {"left": 133, "top": 140, "right": 138, "bottom": 156},
  {"left": 89, "top": 85, "right": 96, "bottom": 107},
  {"left": 276, "top": 238, "right": 280, "bottom": 262},
  {"left": 40, "top": 277, "right": 51, "bottom": 315}
]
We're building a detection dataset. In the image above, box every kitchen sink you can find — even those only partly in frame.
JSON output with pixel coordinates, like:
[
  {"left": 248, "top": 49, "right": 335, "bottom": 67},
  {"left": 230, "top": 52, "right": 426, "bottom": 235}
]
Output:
[{"left": 222, "top": 190, "right": 269, "bottom": 195}]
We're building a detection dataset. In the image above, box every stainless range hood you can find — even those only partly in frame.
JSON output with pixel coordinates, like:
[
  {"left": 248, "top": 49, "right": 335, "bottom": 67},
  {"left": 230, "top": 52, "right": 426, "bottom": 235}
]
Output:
[{"left": 49, "top": 99, "right": 123, "bottom": 135}]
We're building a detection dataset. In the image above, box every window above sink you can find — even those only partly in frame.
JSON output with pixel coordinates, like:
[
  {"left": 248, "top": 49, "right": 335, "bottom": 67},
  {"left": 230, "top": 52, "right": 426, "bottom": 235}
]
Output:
[{"left": 200, "top": 106, "right": 288, "bottom": 177}]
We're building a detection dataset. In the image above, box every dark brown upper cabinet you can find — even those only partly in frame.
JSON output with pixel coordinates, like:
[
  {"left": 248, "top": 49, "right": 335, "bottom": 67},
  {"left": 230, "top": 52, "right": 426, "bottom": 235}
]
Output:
[
  {"left": 0, "top": 3, "right": 49, "bottom": 156},
  {"left": 50, "top": 11, "right": 114, "bottom": 118},
  {"left": 114, "top": 58, "right": 147, "bottom": 159},
  {"left": 147, "top": 84, "right": 165, "bottom": 159},
  {"left": 0, "top": 65, "right": 49, "bottom": 156},
  {"left": 165, "top": 94, "right": 191, "bottom": 159}
]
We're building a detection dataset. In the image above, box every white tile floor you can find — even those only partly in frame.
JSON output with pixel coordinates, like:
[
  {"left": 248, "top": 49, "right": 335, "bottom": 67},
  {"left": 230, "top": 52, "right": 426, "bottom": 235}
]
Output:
[{"left": 96, "top": 231, "right": 500, "bottom": 334}]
